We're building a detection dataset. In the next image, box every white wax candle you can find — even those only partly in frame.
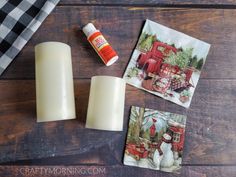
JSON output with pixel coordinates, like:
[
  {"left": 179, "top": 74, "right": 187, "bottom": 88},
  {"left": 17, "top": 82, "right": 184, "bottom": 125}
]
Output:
[
  {"left": 86, "top": 76, "right": 126, "bottom": 131},
  {"left": 35, "top": 42, "right": 76, "bottom": 122}
]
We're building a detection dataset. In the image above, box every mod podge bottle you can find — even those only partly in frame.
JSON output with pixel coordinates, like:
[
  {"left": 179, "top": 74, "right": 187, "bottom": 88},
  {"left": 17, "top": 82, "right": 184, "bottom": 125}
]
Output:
[{"left": 82, "top": 23, "right": 119, "bottom": 66}]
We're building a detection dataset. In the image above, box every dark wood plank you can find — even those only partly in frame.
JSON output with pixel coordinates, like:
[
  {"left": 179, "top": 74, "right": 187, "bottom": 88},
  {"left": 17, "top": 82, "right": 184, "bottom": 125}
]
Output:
[
  {"left": 0, "top": 79, "right": 236, "bottom": 165},
  {"left": 1, "top": 7, "right": 236, "bottom": 79},
  {"left": 58, "top": 0, "right": 236, "bottom": 6},
  {"left": 0, "top": 79, "right": 140, "bottom": 164},
  {"left": 0, "top": 165, "right": 236, "bottom": 177}
]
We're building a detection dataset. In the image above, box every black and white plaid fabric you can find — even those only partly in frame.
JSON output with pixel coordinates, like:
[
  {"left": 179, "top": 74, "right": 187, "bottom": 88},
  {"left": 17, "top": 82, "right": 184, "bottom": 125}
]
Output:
[{"left": 0, "top": 0, "right": 60, "bottom": 76}]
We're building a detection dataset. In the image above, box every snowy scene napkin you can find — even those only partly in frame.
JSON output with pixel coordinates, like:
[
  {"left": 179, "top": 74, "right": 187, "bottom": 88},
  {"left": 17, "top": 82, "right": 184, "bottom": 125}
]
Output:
[{"left": 124, "top": 106, "right": 187, "bottom": 174}]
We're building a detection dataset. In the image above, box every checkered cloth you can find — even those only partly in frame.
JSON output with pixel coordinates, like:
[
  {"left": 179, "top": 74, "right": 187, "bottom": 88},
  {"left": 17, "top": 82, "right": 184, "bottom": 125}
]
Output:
[{"left": 0, "top": 0, "right": 60, "bottom": 76}]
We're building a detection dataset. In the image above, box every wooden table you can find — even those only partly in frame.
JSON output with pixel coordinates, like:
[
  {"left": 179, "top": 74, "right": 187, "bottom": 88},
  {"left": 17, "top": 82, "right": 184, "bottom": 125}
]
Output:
[{"left": 1, "top": 0, "right": 236, "bottom": 176}]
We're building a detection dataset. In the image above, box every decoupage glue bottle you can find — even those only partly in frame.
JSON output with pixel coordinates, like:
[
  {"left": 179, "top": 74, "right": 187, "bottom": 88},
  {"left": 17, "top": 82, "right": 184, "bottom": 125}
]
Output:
[{"left": 82, "top": 23, "right": 119, "bottom": 66}]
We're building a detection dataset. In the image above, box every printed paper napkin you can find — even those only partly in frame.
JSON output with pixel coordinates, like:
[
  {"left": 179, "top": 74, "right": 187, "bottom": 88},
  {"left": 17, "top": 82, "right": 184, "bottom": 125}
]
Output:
[
  {"left": 124, "top": 106, "right": 187, "bottom": 174},
  {"left": 123, "top": 19, "right": 210, "bottom": 108}
]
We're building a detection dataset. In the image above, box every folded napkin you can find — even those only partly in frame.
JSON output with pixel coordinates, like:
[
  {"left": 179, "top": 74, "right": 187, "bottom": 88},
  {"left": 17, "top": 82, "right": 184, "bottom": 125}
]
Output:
[{"left": 0, "top": 0, "right": 60, "bottom": 76}]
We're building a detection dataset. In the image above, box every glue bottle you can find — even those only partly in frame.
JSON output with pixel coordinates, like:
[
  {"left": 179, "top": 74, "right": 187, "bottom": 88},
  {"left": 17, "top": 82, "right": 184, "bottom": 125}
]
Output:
[{"left": 82, "top": 23, "right": 119, "bottom": 66}]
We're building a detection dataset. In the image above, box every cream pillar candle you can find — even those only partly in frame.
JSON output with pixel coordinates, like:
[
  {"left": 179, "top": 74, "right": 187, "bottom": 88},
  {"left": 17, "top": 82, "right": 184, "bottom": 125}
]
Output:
[
  {"left": 86, "top": 76, "right": 126, "bottom": 131},
  {"left": 35, "top": 42, "right": 76, "bottom": 122}
]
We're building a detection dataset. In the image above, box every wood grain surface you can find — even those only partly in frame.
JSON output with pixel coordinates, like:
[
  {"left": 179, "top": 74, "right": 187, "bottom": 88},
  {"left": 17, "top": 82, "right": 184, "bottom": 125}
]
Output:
[
  {"left": 1, "top": 7, "right": 236, "bottom": 79},
  {"left": 0, "top": 166, "right": 236, "bottom": 177},
  {"left": 58, "top": 0, "right": 236, "bottom": 6},
  {"left": 0, "top": 1, "right": 236, "bottom": 177}
]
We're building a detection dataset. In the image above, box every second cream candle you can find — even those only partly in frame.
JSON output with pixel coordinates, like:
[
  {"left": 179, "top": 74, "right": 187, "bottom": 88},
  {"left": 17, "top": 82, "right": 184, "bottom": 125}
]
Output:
[{"left": 86, "top": 76, "right": 126, "bottom": 131}]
